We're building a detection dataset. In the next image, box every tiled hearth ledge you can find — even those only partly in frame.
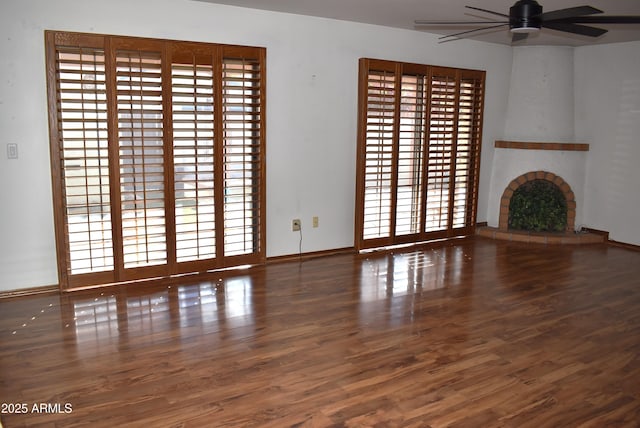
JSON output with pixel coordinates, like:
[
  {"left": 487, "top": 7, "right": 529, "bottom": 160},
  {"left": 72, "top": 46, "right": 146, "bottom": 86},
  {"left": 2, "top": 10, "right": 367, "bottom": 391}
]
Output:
[{"left": 477, "top": 226, "right": 606, "bottom": 245}]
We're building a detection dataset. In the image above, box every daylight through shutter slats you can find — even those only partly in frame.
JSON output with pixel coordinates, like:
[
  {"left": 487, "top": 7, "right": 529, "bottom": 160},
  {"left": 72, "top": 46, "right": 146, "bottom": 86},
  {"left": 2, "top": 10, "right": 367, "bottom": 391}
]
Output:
[{"left": 356, "top": 59, "right": 484, "bottom": 250}]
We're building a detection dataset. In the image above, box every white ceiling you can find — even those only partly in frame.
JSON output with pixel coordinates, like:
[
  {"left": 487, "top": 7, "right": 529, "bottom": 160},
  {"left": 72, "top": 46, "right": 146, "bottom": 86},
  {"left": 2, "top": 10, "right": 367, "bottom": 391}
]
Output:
[{"left": 192, "top": 0, "right": 640, "bottom": 46}]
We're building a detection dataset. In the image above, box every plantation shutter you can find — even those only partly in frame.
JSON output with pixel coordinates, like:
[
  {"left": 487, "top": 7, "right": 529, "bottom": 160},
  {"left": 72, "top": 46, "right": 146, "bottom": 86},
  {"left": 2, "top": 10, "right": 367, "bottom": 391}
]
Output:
[
  {"left": 356, "top": 59, "right": 484, "bottom": 251},
  {"left": 46, "top": 31, "right": 266, "bottom": 290},
  {"left": 114, "top": 43, "right": 168, "bottom": 277},
  {"left": 426, "top": 68, "right": 457, "bottom": 233},
  {"left": 47, "top": 33, "right": 115, "bottom": 288},
  {"left": 359, "top": 61, "right": 397, "bottom": 245},
  {"left": 221, "top": 52, "right": 264, "bottom": 260},
  {"left": 453, "top": 72, "right": 484, "bottom": 228},
  {"left": 170, "top": 47, "right": 218, "bottom": 269},
  {"left": 396, "top": 70, "right": 427, "bottom": 237}
]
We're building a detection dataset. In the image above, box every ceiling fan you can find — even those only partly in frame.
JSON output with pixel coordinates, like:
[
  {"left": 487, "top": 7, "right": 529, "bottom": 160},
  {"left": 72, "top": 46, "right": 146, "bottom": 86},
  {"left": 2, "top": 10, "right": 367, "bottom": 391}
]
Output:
[{"left": 414, "top": 0, "right": 640, "bottom": 42}]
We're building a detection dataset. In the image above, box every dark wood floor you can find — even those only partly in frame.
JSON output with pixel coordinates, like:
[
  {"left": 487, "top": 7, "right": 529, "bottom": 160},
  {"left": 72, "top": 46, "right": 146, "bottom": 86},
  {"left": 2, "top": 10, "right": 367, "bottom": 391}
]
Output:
[{"left": 1, "top": 237, "right": 640, "bottom": 427}]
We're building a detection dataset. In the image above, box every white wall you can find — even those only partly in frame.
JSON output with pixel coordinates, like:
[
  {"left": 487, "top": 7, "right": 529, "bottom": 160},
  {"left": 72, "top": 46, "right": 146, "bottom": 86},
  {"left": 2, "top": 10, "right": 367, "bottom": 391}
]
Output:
[
  {"left": 575, "top": 41, "right": 640, "bottom": 245},
  {"left": 0, "top": 0, "right": 513, "bottom": 291}
]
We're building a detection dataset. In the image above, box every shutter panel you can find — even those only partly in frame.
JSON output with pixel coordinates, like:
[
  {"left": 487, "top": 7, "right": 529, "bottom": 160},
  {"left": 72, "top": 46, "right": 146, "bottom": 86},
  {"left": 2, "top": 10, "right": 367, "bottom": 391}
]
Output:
[
  {"left": 395, "top": 74, "right": 427, "bottom": 236},
  {"left": 55, "top": 46, "right": 113, "bottom": 276},
  {"left": 221, "top": 56, "right": 262, "bottom": 257},
  {"left": 172, "top": 58, "right": 217, "bottom": 263},
  {"left": 362, "top": 69, "right": 396, "bottom": 240},
  {"left": 425, "top": 71, "right": 456, "bottom": 233},
  {"left": 453, "top": 73, "right": 484, "bottom": 229},
  {"left": 115, "top": 48, "right": 167, "bottom": 269}
]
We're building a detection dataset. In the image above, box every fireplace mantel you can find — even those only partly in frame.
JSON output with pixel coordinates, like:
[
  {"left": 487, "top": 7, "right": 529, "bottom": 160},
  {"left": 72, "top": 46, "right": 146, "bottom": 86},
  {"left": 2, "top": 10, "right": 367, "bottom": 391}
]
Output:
[{"left": 495, "top": 140, "right": 589, "bottom": 152}]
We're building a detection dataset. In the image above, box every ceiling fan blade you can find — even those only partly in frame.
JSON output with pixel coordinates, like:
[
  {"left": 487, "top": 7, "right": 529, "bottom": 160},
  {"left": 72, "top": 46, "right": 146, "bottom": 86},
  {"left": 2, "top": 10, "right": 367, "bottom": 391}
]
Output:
[
  {"left": 438, "top": 23, "right": 509, "bottom": 41},
  {"left": 414, "top": 20, "right": 507, "bottom": 25},
  {"left": 512, "top": 32, "right": 529, "bottom": 43},
  {"left": 539, "top": 6, "right": 602, "bottom": 22},
  {"left": 564, "top": 16, "right": 640, "bottom": 24},
  {"left": 542, "top": 21, "right": 607, "bottom": 37},
  {"left": 465, "top": 5, "right": 509, "bottom": 18}
]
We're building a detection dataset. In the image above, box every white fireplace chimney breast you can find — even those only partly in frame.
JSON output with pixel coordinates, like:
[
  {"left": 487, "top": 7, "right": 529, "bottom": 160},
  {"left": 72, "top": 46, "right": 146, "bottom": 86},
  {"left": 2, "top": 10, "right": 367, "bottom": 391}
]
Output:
[
  {"left": 503, "top": 46, "right": 574, "bottom": 142},
  {"left": 488, "top": 46, "right": 586, "bottom": 230}
]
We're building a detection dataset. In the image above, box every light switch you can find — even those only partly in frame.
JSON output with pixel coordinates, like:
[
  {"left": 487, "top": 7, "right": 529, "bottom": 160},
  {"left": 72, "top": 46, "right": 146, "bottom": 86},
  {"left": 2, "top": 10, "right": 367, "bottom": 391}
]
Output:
[{"left": 7, "top": 143, "right": 18, "bottom": 159}]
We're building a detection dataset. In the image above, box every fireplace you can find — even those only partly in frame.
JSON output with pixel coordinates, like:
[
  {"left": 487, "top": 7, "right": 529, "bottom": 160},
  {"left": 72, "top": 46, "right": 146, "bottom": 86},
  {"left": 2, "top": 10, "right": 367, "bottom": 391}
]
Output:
[
  {"left": 499, "top": 170, "right": 575, "bottom": 233},
  {"left": 480, "top": 140, "right": 604, "bottom": 244},
  {"left": 480, "top": 46, "right": 605, "bottom": 244},
  {"left": 486, "top": 140, "right": 587, "bottom": 231}
]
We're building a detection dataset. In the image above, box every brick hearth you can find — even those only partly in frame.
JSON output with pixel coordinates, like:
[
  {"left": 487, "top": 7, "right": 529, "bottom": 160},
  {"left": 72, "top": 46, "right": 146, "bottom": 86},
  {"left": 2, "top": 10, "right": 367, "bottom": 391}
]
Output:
[{"left": 476, "top": 226, "right": 605, "bottom": 245}]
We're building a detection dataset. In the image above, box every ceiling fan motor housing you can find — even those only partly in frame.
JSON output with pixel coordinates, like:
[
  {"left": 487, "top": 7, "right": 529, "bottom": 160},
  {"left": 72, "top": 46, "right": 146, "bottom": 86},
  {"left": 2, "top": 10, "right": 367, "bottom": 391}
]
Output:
[{"left": 510, "top": 0, "right": 543, "bottom": 32}]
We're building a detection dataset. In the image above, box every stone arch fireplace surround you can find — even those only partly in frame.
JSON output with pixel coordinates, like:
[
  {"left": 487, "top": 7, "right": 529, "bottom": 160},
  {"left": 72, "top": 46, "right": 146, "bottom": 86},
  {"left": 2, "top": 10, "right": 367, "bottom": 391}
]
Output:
[
  {"left": 478, "top": 141, "right": 605, "bottom": 245},
  {"left": 499, "top": 171, "right": 575, "bottom": 232}
]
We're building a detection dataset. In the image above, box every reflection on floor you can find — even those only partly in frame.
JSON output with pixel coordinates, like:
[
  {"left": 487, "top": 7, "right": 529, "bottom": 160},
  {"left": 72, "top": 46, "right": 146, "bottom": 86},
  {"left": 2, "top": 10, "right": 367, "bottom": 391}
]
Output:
[{"left": 1, "top": 237, "right": 640, "bottom": 426}]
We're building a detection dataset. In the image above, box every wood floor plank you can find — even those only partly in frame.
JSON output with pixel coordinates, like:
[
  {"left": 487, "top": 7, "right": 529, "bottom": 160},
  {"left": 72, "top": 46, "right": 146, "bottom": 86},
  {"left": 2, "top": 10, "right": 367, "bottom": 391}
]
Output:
[{"left": 1, "top": 237, "right": 640, "bottom": 426}]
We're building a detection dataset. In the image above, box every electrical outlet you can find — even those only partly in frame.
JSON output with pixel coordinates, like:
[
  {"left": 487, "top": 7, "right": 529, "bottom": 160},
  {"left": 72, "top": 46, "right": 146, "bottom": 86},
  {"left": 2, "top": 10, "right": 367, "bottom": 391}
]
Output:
[
  {"left": 313, "top": 216, "right": 319, "bottom": 228},
  {"left": 292, "top": 219, "right": 301, "bottom": 231}
]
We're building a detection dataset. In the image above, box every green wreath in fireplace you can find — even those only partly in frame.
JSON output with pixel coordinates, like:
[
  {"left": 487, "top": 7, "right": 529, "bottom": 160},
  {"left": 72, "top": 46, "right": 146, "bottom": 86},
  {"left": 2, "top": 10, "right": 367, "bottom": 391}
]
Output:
[{"left": 508, "top": 180, "right": 567, "bottom": 232}]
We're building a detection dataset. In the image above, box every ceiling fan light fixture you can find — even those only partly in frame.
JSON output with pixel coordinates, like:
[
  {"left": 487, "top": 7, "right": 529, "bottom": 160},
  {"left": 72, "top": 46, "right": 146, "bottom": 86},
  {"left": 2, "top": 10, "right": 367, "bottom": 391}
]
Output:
[
  {"left": 509, "top": 0, "right": 543, "bottom": 33},
  {"left": 510, "top": 26, "right": 540, "bottom": 33},
  {"left": 416, "top": 1, "right": 640, "bottom": 43}
]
